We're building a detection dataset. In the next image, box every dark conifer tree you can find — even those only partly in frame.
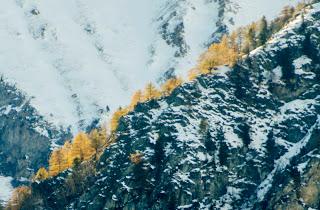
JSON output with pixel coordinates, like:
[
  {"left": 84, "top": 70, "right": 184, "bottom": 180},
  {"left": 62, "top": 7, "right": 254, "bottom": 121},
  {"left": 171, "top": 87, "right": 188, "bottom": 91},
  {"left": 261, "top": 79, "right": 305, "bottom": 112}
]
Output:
[
  {"left": 289, "top": 166, "right": 301, "bottom": 197},
  {"left": 217, "top": 128, "right": 228, "bottom": 166},
  {"left": 265, "top": 131, "right": 276, "bottom": 166},
  {"left": 153, "top": 134, "right": 165, "bottom": 182},
  {"left": 239, "top": 122, "right": 251, "bottom": 148},
  {"left": 257, "top": 16, "right": 269, "bottom": 46},
  {"left": 279, "top": 48, "right": 295, "bottom": 85}
]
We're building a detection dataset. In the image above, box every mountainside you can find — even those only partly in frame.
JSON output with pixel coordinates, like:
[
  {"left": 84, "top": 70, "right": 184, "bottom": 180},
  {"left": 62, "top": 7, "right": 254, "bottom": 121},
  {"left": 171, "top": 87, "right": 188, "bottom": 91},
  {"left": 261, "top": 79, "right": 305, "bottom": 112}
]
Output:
[
  {"left": 29, "top": 3, "right": 320, "bottom": 210},
  {"left": 0, "top": 0, "right": 304, "bottom": 204},
  {"left": 0, "top": 81, "right": 70, "bottom": 205},
  {"left": 0, "top": 0, "right": 300, "bottom": 132}
]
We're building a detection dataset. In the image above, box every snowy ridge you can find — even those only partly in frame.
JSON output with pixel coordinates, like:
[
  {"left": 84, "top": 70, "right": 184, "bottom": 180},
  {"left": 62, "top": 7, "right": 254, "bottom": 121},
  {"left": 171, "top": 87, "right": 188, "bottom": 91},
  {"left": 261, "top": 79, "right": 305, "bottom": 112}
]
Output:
[{"left": 0, "top": 0, "right": 300, "bottom": 132}]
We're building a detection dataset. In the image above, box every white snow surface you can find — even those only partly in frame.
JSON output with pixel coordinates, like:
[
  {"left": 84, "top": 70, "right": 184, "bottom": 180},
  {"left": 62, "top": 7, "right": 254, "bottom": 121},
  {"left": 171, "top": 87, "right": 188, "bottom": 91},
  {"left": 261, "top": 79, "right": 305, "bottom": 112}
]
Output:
[
  {"left": 0, "top": 176, "right": 14, "bottom": 205},
  {"left": 229, "top": 0, "right": 301, "bottom": 30},
  {"left": 0, "top": 0, "right": 301, "bottom": 132}
]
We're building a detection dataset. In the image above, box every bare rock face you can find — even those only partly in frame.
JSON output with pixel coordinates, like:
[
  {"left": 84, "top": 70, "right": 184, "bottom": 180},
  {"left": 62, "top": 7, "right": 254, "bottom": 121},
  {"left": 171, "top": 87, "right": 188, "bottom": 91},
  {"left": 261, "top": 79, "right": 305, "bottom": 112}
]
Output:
[{"left": 0, "top": 81, "right": 70, "bottom": 182}]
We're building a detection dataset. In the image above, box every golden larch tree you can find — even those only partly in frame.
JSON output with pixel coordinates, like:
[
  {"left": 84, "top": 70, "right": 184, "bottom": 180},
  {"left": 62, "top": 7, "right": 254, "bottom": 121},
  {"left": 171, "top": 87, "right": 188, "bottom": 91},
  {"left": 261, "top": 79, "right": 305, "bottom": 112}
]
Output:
[
  {"left": 61, "top": 140, "right": 74, "bottom": 167},
  {"left": 49, "top": 149, "right": 65, "bottom": 176},
  {"left": 129, "top": 90, "right": 143, "bottom": 110},
  {"left": 110, "top": 107, "right": 129, "bottom": 132},
  {"left": 33, "top": 167, "right": 49, "bottom": 181},
  {"left": 71, "top": 132, "right": 95, "bottom": 162},
  {"left": 198, "top": 35, "right": 238, "bottom": 74},
  {"left": 6, "top": 186, "right": 31, "bottom": 210},
  {"left": 143, "top": 82, "right": 161, "bottom": 101},
  {"left": 161, "top": 77, "right": 183, "bottom": 96},
  {"left": 89, "top": 128, "right": 107, "bottom": 160}
]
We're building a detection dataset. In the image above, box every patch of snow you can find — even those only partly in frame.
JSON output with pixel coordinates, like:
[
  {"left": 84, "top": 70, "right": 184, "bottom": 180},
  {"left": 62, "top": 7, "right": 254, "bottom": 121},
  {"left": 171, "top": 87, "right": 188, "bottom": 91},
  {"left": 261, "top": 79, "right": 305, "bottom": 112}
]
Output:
[
  {"left": 297, "top": 160, "right": 309, "bottom": 173},
  {"left": 271, "top": 66, "right": 283, "bottom": 84},
  {"left": 224, "top": 127, "right": 243, "bottom": 148},
  {"left": 0, "top": 176, "right": 14, "bottom": 205},
  {"left": 178, "top": 204, "right": 193, "bottom": 209},
  {"left": 120, "top": 181, "right": 131, "bottom": 192},
  {"left": 293, "top": 56, "right": 316, "bottom": 79},
  {"left": 280, "top": 99, "right": 315, "bottom": 115},
  {"left": 173, "top": 170, "right": 195, "bottom": 185},
  {"left": 197, "top": 152, "right": 206, "bottom": 161}
]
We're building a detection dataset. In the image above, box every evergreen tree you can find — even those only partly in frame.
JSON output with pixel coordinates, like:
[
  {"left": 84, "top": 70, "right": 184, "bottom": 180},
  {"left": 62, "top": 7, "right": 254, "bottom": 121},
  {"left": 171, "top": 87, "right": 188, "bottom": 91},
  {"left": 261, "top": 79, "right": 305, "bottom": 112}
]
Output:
[
  {"left": 204, "top": 130, "right": 216, "bottom": 152},
  {"left": 218, "top": 139, "right": 228, "bottom": 166},
  {"left": 217, "top": 128, "right": 228, "bottom": 166},
  {"left": 280, "top": 6, "right": 295, "bottom": 23},
  {"left": 265, "top": 131, "right": 276, "bottom": 166},
  {"left": 279, "top": 48, "right": 295, "bottom": 84},
  {"left": 167, "top": 192, "right": 177, "bottom": 210},
  {"left": 152, "top": 134, "right": 165, "bottom": 182},
  {"left": 199, "top": 119, "right": 209, "bottom": 135},
  {"left": 289, "top": 166, "right": 301, "bottom": 196},
  {"left": 132, "top": 159, "right": 148, "bottom": 193},
  {"left": 239, "top": 122, "right": 251, "bottom": 148},
  {"left": 257, "top": 16, "right": 269, "bottom": 46},
  {"left": 245, "top": 24, "right": 257, "bottom": 52},
  {"left": 89, "top": 128, "right": 107, "bottom": 160}
]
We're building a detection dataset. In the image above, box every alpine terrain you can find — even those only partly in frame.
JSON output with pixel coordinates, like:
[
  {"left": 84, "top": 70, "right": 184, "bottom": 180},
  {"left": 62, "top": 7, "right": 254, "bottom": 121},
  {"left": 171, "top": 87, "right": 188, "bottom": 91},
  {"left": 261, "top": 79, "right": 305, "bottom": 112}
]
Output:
[{"left": 1, "top": 0, "right": 320, "bottom": 210}]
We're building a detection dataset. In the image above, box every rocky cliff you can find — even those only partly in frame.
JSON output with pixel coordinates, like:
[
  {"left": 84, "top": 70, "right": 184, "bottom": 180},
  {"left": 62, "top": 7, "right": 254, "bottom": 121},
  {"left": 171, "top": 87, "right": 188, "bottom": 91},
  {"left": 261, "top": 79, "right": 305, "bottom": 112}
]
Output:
[
  {"left": 0, "top": 81, "right": 69, "bottom": 182},
  {"left": 29, "top": 3, "right": 320, "bottom": 210}
]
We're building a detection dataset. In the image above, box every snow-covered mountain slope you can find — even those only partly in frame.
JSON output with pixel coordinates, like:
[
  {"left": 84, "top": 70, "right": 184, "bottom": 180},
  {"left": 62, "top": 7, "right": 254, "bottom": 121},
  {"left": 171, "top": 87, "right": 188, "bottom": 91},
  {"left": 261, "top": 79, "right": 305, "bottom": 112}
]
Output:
[
  {"left": 0, "top": 0, "right": 301, "bottom": 132},
  {"left": 30, "top": 3, "right": 320, "bottom": 209}
]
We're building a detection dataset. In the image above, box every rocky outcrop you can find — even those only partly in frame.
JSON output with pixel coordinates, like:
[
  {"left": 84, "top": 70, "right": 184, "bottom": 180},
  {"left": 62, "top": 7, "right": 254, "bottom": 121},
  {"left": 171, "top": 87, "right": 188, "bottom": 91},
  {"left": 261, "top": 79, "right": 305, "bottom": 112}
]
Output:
[
  {"left": 31, "top": 3, "right": 320, "bottom": 210},
  {"left": 0, "top": 81, "right": 70, "bottom": 182}
]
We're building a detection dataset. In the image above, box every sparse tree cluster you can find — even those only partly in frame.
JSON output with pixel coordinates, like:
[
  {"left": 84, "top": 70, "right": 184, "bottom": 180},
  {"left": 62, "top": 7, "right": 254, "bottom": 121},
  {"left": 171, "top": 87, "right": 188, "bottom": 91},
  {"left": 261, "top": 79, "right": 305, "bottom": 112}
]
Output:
[
  {"left": 188, "top": 2, "right": 308, "bottom": 80},
  {"left": 112, "top": 77, "right": 183, "bottom": 132},
  {"left": 34, "top": 128, "right": 108, "bottom": 179}
]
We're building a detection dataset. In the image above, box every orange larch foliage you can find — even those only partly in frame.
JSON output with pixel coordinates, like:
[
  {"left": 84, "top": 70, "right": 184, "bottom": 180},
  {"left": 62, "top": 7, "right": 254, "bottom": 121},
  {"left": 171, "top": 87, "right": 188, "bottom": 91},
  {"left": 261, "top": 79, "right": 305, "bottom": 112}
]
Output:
[
  {"left": 143, "top": 82, "right": 161, "bottom": 101},
  {"left": 110, "top": 107, "right": 130, "bottom": 132},
  {"left": 161, "top": 77, "right": 183, "bottom": 96}
]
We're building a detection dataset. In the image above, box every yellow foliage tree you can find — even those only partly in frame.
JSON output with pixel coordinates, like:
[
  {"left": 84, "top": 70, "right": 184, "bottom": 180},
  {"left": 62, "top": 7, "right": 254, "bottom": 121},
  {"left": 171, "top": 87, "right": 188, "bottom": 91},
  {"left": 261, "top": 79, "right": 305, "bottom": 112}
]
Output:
[
  {"left": 143, "top": 82, "right": 161, "bottom": 101},
  {"left": 33, "top": 167, "right": 49, "bottom": 181},
  {"left": 161, "top": 77, "right": 183, "bottom": 96},
  {"left": 188, "top": 68, "right": 200, "bottom": 81},
  {"left": 61, "top": 141, "right": 74, "bottom": 167},
  {"left": 89, "top": 128, "right": 107, "bottom": 160},
  {"left": 198, "top": 35, "right": 239, "bottom": 74},
  {"left": 129, "top": 90, "right": 143, "bottom": 110},
  {"left": 49, "top": 149, "right": 66, "bottom": 176},
  {"left": 110, "top": 107, "right": 129, "bottom": 132},
  {"left": 6, "top": 186, "right": 31, "bottom": 210},
  {"left": 71, "top": 132, "right": 95, "bottom": 162}
]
